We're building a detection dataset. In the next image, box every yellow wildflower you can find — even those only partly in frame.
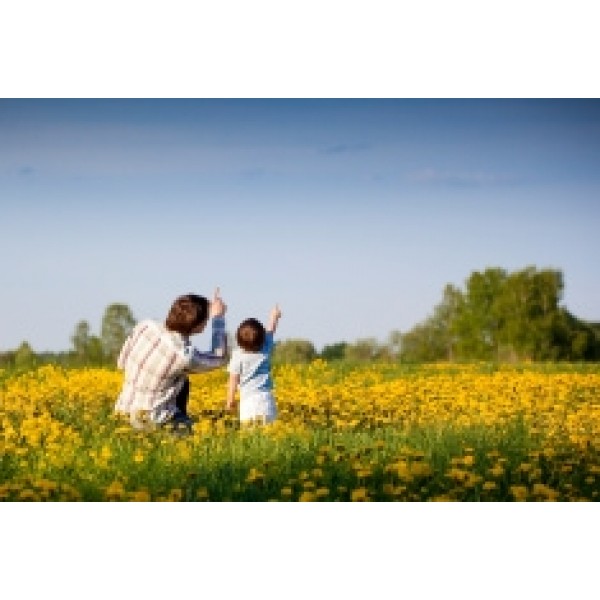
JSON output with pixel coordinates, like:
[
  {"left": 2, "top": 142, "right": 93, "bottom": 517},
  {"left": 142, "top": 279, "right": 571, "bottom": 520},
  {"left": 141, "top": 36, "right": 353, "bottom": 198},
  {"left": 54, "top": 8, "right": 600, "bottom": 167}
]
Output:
[{"left": 351, "top": 487, "right": 369, "bottom": 502}]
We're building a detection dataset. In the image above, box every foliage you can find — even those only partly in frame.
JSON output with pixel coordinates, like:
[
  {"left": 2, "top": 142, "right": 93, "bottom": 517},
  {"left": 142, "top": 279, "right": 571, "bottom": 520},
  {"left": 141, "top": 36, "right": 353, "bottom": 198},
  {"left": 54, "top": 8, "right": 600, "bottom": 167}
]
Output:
[
  {"left": 100, "top": 303, "right": 136, "bottom": 362},
  {"left": 71, "top": 320, "right": 106, "bottom": 366},
  {"left": 273, "top": 339, "right": 317, "bottom": 364},
  {"left": 14, "top": 342, "right": 37, "bottom": 370},
  {"left": 1, "top": 265, "right": 598, "bottom": 368},
  {"left": 343, "top": 337, "right": 392, "bottom": 361},
  {"left": 320, "top": 342, "right": 348, "bottom": 361},
  {"left": 400, "top": 266, "right": 600, "bottom": 363}
]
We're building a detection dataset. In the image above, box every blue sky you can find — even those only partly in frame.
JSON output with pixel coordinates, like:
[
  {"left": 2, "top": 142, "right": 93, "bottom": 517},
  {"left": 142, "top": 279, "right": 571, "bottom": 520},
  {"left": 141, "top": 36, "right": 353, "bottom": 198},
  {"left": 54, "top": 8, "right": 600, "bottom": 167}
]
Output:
[{"left": 1, "top": 99, "right": 599, "bottom": 352}]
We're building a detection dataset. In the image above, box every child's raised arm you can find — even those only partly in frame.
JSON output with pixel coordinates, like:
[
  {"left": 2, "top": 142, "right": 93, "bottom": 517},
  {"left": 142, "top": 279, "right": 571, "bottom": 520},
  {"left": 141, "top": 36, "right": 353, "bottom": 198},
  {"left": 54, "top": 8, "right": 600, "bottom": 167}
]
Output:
[
  {"left": 266, "top": 304, "right": 282, "bottom": 334},
  {"left": 209, "top": 287, "right": 227, "bottom": 319}
]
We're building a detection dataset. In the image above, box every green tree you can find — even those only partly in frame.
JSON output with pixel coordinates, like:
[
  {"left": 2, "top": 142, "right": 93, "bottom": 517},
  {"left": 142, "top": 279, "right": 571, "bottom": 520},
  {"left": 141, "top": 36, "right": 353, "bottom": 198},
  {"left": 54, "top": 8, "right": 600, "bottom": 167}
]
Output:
[
  {"left": 320, "top": 342, "right": 348, "bottom": 361},
  {"left": 398, "top": 265, "right": 588, "bottom": 363},
  {"left": 86, "top": 336, "right": 105, "bottom": 365},
  {"left": 454, "top": 268, "right": 507, "bottom": 359},
  {"left": 14, "top": 341, "right": 36, "bottom": 370},
  {"left": 345, "top": 338, "right": 384, "bottom": 361},
  {"left": 400, "top": 322, "right": 445, "bottom": 363},
  {"left": 387, "top": 330, "right": 403, "bottom": 359},
  {"left": 497, "top": 267, "right": 564, "bottom": 360},
  {"left": 398, "top": 284, "right": 463, "bottom": 363},
  {"left": 100, "top": 303, "right": 136, "bottom": 362},
  {"left": 273, "top": 339, "right": 316, "bottom": 364},
  {"left": 557, "top": 310, "right": 599, "bottom": 360},
  {"left": 71, "top": 320, "right": 93, "bottom": 364},
  {"left": 0, "top": 350, "right": 16, "bottom": 368},
  {"left": 430, "top": 284, "right": 463, "bottom": 361}
]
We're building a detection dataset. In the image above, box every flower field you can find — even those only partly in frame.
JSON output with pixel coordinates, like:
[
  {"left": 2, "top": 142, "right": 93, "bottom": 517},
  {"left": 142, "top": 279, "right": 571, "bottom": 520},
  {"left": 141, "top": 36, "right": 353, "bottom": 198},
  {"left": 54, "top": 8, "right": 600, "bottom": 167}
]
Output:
[{"left": 1, "top": 361, "right": 600, "bottom": 501}]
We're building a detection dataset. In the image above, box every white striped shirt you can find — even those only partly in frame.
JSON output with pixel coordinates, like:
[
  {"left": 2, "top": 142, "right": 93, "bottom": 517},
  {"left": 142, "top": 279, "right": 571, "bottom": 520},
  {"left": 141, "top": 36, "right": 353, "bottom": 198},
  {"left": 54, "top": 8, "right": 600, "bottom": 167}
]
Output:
[{"left": 114, "top": 317, "right": 227, "bottom": 422}]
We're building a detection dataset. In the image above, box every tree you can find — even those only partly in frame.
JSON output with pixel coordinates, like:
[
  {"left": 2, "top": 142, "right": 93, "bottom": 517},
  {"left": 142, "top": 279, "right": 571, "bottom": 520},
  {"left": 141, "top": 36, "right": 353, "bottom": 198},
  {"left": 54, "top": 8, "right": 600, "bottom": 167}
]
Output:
[
  {"left": 558, "top": 310, "right": 600, "bottom": 361},
  {"left": 398, "top": 284, "right": 464, "bottom": 363},
  {"left": 71, "top": 320, "right": 92, "bottom": 364},
  {"left": 320, "top": 342, "right": 348, "bottom": 361},
  {"left": 454, "top": 268, "right": 507, "bottom": 359},
  {"left": 345, "top": 338, "right": 384, "bottom": 361},
  {"left": 430, "top": 284, "right": 463, "bottom": 361},
  {"left": 14, "top": 341, "right": 36, "bottom": 370},
  {"left": 400, "top": 322, "right": 445, "bottom": 363},
  {"left": 100, "top": 303, "right": 136, "bottom": 362},
  {"left": 397, "top": 265, "right": 589, "bottom": 363},
  {"left": 86, "top": 336, "right": 105, "bottom": 365},
  {"left": 497, "top": 267, "right": 564, "bottom": 360},
  {"left": 273, "top": 339, "right": 316, "bottom": 364},
  {"left": 386, "top": 330, "right": 403, "bottom": 359}
]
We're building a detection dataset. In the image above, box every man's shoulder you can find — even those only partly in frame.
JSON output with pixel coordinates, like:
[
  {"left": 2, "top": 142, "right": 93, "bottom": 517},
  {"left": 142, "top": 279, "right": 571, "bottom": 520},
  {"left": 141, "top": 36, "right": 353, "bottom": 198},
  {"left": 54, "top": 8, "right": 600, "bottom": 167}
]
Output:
[
  {"left": 135, "top": 320, "right": 183, "bottom": 347},
  {"left": 136, "top": 318, "right": 160, "bottom": 330}
]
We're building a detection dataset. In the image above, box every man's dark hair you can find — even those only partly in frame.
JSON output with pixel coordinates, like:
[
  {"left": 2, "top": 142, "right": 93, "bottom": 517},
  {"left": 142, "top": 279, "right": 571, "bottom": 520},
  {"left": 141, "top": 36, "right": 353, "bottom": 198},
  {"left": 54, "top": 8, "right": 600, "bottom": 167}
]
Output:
[{"left": 165, "top": 294, "right": 209, "bottom": 335}]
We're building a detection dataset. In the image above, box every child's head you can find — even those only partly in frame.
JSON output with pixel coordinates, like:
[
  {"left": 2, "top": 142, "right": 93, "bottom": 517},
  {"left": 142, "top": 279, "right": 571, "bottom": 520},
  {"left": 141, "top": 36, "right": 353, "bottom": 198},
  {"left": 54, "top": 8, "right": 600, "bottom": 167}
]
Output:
[
  {"left": 165, "top": 294, "right": 210, "bottom": 336},
  {"left": 236, "top": 318, "right": 265, "bottom": 352}
]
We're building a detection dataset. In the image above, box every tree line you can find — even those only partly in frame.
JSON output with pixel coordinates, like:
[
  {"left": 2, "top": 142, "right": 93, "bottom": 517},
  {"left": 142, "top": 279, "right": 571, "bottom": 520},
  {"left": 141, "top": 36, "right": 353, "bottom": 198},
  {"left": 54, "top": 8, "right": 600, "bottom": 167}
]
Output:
[
  {"left": 398, "top": 266, "right": 600, "bottom": 362},
  {"left": 264, "top": 266, "right": 600, "bottom": 363},
  {"left": 1, "top": 266, "right": 598, "bottom": 369},
  {"left": 0, "top": 303, "right": 136, "bottom": 370}
]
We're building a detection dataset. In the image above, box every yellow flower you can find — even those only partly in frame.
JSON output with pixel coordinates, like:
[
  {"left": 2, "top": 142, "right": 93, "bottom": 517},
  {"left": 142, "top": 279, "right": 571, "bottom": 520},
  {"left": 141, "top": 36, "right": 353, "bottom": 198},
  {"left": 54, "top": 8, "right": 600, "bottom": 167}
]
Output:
[
  {"left": 430, "top": 495, "right": 454, "bottom": 502},
  {"left": 18, "top": 489, "right": 38, "bottom": 501},
  {"left": 489, "top": 464, "right": 504, "bottom": 478},
  {"left": 351, "top": 487, "right": 369, "bottom": 502},
  {"left": 196, "top": 487, "right": 209, "bottom": 500},
  {"left": 167, "top": 488, "right": 183, "bottom": 502},
  {"left": 410, "top": 462, "right": 432, "bottom": 477},
  {"left": 532, "top": 483, "right": 559, "bottom": 501},
  {"left": 298, "top": 491, "right": 316, "bottom": 502},
  {"left": 34, "top": 479, "right": 58, "bottom": 492},
  {"left": 246, "top": 468, "right": 264, "bottom": 483},
  {"left": 129, "top": 489, "right": 151, "bottom": 502},
  {"left": 100, "top": 446, "right": 112, "bottom": 460},
  {"left": 509, "top": 485, "right": 528, "bottom": 502},
  {"left": 462, "top": 455, "right": 475, "bottom": 467},
  {"left": 105, "top": 480, "right": 125, "bottom": 500},
  {"left": 394, "top": 460, "right": 413, "bottom": 481},
  {"left": 316, "top": 487, "right": 330, "bottom": 498}
]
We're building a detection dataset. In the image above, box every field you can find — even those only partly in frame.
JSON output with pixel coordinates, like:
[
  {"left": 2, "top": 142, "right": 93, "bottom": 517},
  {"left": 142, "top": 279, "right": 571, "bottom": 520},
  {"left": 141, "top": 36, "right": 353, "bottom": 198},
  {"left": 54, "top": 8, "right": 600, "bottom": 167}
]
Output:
[{"left": 1, "top": 361, "right": 600, "bottom": 501}]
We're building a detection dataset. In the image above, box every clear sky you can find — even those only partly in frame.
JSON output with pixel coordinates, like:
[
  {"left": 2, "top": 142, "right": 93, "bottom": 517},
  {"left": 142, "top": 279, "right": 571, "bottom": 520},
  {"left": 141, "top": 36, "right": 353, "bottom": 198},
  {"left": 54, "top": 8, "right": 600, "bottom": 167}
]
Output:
[{"left": 1, "top": 99, "right": 599, "bottom": 352}]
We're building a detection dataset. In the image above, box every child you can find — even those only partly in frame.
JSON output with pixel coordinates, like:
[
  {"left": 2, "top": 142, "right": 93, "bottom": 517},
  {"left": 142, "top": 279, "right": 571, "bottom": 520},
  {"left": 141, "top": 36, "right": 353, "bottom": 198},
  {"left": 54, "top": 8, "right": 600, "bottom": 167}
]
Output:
[
  {"left": 115, "top": 289, "right": 228, "bottom": 430},
  {"left": 226, "top": 304, "right": 282, "bottom": 425}
]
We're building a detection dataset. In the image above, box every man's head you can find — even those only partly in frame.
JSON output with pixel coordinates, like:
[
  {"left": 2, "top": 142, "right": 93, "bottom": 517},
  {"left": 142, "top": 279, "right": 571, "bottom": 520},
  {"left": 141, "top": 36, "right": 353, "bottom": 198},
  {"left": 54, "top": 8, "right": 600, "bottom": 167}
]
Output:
[{"left": 165, "top": 294, "right": 210, "bottom": 336}]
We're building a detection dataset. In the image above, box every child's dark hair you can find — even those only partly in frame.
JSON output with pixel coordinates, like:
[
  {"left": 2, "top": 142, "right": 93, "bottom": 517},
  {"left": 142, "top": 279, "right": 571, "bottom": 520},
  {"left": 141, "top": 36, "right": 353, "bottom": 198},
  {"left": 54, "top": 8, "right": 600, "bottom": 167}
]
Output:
[
  {"left": 236, "top": 318, "right": 266, "bottom": 352},
  {"left": 165, "top": 294, "right": 209, "bottom": 335}
]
